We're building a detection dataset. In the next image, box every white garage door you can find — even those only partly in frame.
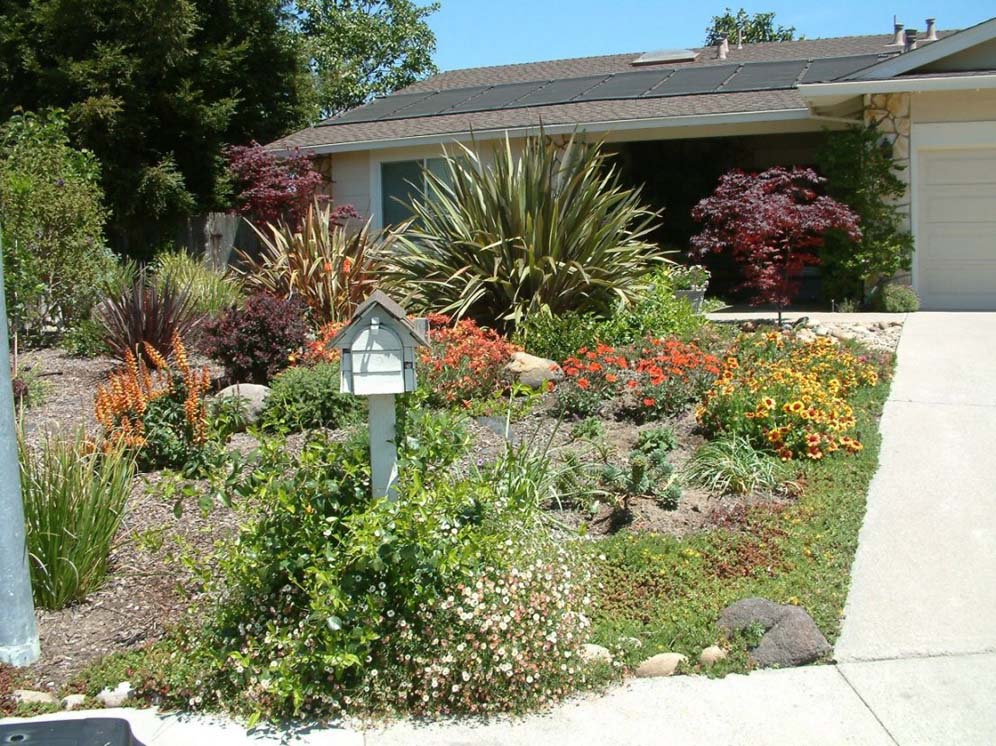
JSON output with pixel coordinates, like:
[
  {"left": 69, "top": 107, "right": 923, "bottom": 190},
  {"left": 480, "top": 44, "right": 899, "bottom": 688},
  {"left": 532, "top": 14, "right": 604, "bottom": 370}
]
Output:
[{"left": 917, "top": 147, "right": 996, "bottom": 310}]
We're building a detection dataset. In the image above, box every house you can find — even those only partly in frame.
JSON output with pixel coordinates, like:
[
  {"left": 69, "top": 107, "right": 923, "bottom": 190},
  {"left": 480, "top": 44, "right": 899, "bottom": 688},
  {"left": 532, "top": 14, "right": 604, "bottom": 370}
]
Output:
[{"left": 269, "top": 16, "right": 996, "bottom": 310}]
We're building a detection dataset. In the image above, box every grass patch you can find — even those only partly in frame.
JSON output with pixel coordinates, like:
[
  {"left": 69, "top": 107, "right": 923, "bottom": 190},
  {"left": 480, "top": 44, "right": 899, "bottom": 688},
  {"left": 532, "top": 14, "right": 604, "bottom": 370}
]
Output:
[{"left": 586, "top": 376, "right": 891, "bottom": 673}]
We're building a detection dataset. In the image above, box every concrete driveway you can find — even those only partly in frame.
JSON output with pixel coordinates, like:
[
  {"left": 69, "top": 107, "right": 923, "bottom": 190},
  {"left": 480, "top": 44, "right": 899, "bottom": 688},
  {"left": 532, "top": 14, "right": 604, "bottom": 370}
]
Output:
[{"left": 5, "top": 313, "right": 995, "bottom": 745}]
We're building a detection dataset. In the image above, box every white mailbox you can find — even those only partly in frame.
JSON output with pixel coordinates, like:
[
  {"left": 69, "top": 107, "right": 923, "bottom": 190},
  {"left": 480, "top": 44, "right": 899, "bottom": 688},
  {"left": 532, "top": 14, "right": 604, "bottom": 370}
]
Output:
[{"left": 331, "top": 290, "right": 428, "bottom": 395}]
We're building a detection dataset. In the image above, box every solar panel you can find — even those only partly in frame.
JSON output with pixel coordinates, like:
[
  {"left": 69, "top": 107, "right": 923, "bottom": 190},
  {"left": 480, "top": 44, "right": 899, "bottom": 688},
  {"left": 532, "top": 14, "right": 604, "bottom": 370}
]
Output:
[
  {"left": 646, "top": 64, "right": 738, "bottom": 97},
  {"left": 383, "top": 86, "right": 492, "bottom": 119},
  {"left": 800, "top": 54, "right": 882, "bottom": 83},
  {"left": 721, "top": 60, "right": 808, "bottom": 92},
  {"left": 576, "top": 70, "right": 675, "bottom": 101},
  {"left": 512, "top": 75, "right": 611, "bottom": 107},
  {"left": 319, "top": 92, "right": 436, "bottom": 126},
  {"left": 446, "top": 81, "right": 548, "bottom": 113}
]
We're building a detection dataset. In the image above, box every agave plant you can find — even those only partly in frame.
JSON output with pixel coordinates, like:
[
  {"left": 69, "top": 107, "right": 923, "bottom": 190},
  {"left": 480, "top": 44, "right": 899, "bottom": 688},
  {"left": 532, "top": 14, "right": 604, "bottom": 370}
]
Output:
[
  {"left": 237, "top": 200, "right": 386, "bottom": 325},
  {"left": 97, "top": 271, "right": 200, "bottom": 363},
  {"left": 381, "top": 134, "right": 666, "bottom": 328}
]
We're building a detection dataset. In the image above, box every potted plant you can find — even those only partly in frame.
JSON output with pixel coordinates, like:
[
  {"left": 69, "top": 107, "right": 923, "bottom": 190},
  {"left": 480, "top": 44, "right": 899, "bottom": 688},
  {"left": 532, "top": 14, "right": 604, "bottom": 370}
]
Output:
[{"left": 670, "top": 264, "right": 710, "bottom": 313}]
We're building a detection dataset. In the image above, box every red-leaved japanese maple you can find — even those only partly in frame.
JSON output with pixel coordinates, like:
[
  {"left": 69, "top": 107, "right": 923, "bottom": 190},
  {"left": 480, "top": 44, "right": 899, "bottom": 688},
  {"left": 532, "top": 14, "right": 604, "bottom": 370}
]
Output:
[
  {"left": 226, "top": 141, "right": 359, "bottom": 227},
  {"left": 691, "top": 167, "right": 861, "bottom": 318}
]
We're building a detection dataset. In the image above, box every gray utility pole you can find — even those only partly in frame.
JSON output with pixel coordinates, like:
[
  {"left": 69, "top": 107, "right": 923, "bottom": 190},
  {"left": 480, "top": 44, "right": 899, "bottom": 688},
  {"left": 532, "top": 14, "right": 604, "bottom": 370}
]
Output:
[{"left": 0, "top": 232, "right": 40, "bottom": 666}]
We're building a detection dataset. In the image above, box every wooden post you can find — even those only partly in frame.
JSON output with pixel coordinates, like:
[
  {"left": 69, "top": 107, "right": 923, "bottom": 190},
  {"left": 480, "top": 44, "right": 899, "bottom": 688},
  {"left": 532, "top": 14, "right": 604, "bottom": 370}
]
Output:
[{"left": 368, "top": 394, "right": 399, "bottom": 500}]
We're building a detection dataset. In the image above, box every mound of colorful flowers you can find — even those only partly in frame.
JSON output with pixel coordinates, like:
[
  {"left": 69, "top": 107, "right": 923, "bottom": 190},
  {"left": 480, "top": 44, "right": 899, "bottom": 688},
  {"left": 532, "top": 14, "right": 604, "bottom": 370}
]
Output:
[{"left": 696, "top": 332, "right": 883, "bottom": 461}]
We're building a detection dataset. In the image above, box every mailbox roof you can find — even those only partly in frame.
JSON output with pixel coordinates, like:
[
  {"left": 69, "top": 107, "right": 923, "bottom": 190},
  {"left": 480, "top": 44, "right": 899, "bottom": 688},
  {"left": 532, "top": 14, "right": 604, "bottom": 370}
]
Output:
[{"left": 330, "top": 290, "right": 430, "bottom": 348}]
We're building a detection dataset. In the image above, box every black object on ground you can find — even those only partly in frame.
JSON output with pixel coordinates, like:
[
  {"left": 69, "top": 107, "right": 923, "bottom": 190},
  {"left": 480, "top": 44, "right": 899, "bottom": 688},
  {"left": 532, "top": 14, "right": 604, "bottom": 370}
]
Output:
[{"left": 0, "top": 717, "right": 146, "bottom": 745}]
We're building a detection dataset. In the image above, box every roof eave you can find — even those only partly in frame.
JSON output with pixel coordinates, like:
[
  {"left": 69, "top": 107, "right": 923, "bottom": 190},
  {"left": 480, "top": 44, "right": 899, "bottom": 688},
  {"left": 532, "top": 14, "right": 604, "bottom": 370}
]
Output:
[
  {"left": 269, "top": 106, "right": 815, "bottom": 156},
  {"left": 800, "top": 71, "right": 996, "bottom": 106}
]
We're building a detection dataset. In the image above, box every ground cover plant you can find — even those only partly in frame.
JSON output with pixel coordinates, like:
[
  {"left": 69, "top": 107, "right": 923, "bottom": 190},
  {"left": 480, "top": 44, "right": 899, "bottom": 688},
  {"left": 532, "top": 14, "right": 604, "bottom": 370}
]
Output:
[{"left": 586, "top": 370, "right": 891, "bottom": 671}]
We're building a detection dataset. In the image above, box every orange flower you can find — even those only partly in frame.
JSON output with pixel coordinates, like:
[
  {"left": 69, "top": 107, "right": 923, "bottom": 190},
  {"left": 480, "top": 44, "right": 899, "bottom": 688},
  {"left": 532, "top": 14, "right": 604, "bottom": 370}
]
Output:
[
  {"left": 605, "top": 373, "right": 618, "bottom": 383},
  {"left": 642, "top": 397, "right": 656, "bottom": 407},
  {"left": 577, "top": 377, "right": 591, "bottom": 390}
]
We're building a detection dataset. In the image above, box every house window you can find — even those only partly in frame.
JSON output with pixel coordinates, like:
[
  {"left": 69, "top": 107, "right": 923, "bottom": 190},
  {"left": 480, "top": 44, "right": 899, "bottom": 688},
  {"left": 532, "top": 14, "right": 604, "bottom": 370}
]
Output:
[{"left": 380, "top": 158, "right": 448, "bottom": 227}]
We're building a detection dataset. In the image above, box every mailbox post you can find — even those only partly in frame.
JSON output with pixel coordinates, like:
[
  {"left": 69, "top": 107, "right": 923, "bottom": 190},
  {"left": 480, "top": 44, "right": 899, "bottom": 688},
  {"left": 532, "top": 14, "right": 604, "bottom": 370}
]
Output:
[{"left": 330, "top": 291, "right": 428, "bottom": 500}]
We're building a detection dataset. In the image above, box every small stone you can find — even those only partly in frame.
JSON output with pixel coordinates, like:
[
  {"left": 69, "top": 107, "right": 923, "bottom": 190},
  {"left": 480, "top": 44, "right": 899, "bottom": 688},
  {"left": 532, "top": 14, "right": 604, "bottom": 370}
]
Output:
[
  {"left": 619, "top": 636, "right": 643, "bottom": 649},
  {"left": 813, "top": 325, "right": 830, "bottom": 336},
  {"left": 699, "top": 645, "right": 728, "bottom": 666},
  {"left": 796, "top": 329, "right": 817, "bottom": 344},
  {"left": 580, "top": 643, "right": 613, "bottom": 665},
  {"left": 214, "top": 383, "right": 271, "bottom": 425},
  {"left": 504, "top": 351, "right": 563, "bottom": 389},
  {"left": 13, "top": 689, "right": 57, "bottom": 705},
  {"left": 62, "top": 693, "right": 87, "bottom": 710},
  {"left": 96, "top": 681, "right": 132, "bottom": 708},
  {"left": 634, "top": 652, "right": 686, "bottom": 678}
]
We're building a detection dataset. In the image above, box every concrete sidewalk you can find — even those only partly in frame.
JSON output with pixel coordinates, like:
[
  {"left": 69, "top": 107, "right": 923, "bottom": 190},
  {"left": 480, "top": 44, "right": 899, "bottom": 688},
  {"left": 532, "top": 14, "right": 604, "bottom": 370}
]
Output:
[{"left": 5, "top": 313, "right": 996, "bottom": 744}]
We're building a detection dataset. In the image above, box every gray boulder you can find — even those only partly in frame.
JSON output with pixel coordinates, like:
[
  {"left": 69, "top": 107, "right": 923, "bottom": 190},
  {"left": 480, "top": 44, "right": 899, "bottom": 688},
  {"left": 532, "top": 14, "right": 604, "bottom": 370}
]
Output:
[
  {"left": 214, "top": 383, "right": 271, "bottom": 425},
  {"left": 718, "top": 597, "right": 786, "bottom": 633},
  {"left": 504, "top": 351, "right": 563, "bottom": 389},
  {"left": 718, "top": 597, "right": 830, "bottom": 669}
]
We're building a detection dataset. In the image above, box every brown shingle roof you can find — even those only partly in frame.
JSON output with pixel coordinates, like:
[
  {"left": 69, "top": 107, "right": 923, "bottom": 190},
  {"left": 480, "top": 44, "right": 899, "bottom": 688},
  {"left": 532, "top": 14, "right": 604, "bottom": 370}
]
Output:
[
  {"left": 270, "top": 89, "right": 807, "bottom": 151},
  {"left": 398, "top": 34, "right": 910, "bottom": 92},
  {"left": 270, "top": 31, "right": 960, "bottom": 152}
]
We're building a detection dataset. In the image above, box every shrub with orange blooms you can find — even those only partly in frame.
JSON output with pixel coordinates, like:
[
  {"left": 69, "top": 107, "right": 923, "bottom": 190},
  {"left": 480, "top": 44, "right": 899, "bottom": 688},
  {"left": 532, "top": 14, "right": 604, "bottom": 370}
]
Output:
[
  {"left": 298, "top": 320, "right": 345, "bottom": 366},
  {"left": 557, "top": 339, "right": 720, "bottom": 420},
  {"left": 696, "top": 331, "right": 883, "bottom": 461},
  {"left": 95, "top": 333, "right": 212, "bottom": 470},
  {"left": 419, "top": 314, "right": 520, "bottom": 407}
]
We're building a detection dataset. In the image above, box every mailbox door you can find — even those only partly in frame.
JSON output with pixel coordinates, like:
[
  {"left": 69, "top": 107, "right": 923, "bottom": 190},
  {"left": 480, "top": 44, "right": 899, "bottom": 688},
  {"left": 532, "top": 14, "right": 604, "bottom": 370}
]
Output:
[{"left": 351, "top": 325, "right": 406, "bottom": 395}]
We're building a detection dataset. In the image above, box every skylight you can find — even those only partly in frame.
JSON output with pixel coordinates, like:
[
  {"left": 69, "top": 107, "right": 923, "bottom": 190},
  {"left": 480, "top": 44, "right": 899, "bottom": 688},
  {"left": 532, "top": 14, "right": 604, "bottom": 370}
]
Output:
[{"left": 632, "top": 49, "right": 699, "bottom": 66}]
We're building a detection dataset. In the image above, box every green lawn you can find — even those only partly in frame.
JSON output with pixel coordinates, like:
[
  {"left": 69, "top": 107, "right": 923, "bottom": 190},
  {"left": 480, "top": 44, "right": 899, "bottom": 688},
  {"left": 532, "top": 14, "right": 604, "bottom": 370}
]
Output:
[{"left": 585, "top": 378, "right": 892, "bottom": 674}]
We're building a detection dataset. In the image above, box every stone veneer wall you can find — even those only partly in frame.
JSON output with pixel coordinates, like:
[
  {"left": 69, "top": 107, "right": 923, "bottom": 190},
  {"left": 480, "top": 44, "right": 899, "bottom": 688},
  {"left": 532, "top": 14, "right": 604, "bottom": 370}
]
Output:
[{"left": 863, "top": 92, "right": 914, "bottom": 286}]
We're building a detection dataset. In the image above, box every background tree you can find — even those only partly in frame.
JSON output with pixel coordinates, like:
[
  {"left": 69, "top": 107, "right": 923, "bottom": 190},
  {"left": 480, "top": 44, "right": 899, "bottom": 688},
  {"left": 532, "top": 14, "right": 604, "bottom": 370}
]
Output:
[
  {"left": 691, "top": 167, "right": 860, "bottom": 321},
  {"left": 704, "top": 8, "right": 796, "bottom": 46},
  {"left": 0, "top": 0, "right": 313, "bottom": 254},
  {"left": 0, "top": 110, "right": 115, "bottom": 336},
  {"left": 817, "top": 126, "right": 914, "bottom": 303},
  {"left": 293, "top": 0, "right": 439, "bottom": 118}
]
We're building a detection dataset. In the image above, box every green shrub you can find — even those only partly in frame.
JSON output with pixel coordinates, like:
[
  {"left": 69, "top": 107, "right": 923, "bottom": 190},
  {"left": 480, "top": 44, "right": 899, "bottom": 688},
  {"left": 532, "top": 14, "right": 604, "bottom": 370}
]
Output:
[
  {"left": 261, "top": 362, "right": 362, "bottom": 433},
  {"left": 0, "top": 110, "right": 116, "bottom": 337},
  {"left": 685, "top": 435, "right": 785, "bottom": 495},
  {"left": 385, "top": 133, "right": 665, "bottom": 328},
  {"left": 151, "top": 250, "right": 243, "bottom": 317},
  {"left": 167, "top": 416, "right": 593, "bottom": 721},
  {"left": 19, "top": 430, "right": 136, "bottom": 609},
  {"left": 515, "top": 268, "right": 703, "bottom": 363},
  {"left": 61, "top": 319, "right": 109, "bottom": 358},
  {"left": 818, "top": 126, "right": 914, "bottom": 301},
  {"left": 871, "top": 284, "right": 919, "bottom": 313}
]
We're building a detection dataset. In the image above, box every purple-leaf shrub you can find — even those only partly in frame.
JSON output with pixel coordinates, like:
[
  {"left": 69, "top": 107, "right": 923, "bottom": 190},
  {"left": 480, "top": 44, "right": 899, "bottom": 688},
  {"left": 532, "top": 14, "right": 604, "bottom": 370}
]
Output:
[{"left": 691, "top": 167, "right": 861, "bottom": 308}]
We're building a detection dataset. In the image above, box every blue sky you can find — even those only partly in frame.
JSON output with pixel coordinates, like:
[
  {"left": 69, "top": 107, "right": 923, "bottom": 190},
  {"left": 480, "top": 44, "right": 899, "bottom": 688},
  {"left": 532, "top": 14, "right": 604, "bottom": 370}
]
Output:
[{"left": 425, "top": 2, "right": 990, "bottom": 72}]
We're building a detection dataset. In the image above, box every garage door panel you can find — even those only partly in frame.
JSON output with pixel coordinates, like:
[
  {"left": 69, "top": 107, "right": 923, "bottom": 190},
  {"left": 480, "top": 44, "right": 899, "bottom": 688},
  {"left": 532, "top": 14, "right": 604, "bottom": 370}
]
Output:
[
  {"left": 921, "top": 187, "right": 996, "bottom": 222},
  {"left": 917, "top": 144, "right": 996, "bottom": 310},
  {"left": 921, "top": 151, "right": 996, "bottom": 185}
]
